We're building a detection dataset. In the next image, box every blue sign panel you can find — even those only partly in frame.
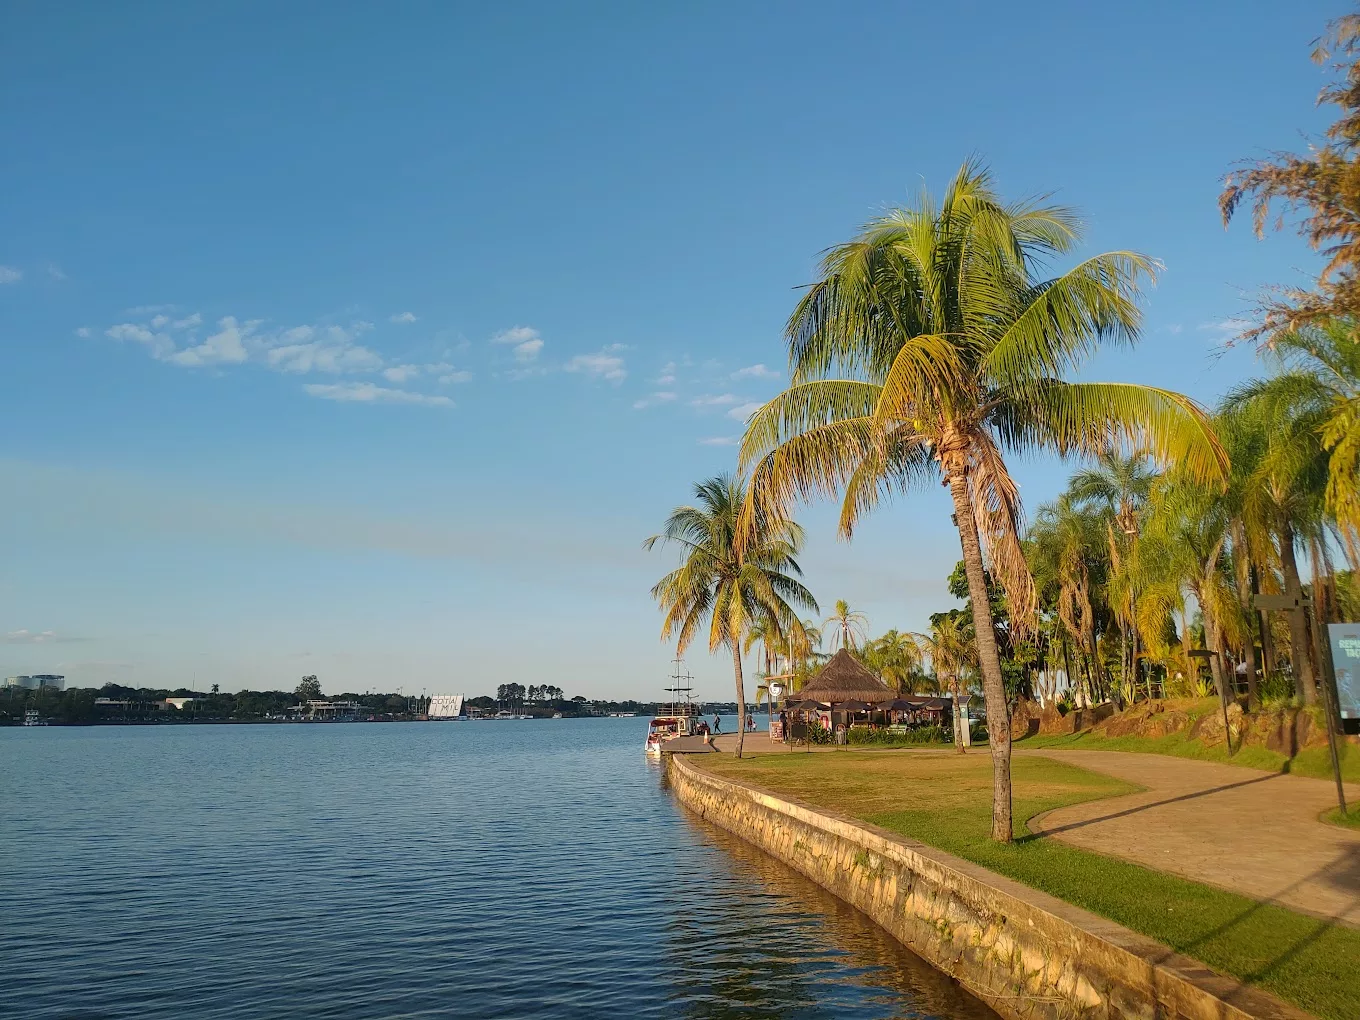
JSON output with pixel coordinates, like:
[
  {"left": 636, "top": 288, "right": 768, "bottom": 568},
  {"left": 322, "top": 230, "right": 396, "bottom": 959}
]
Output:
[{"left": 1327, "top": 622, "right": 1360, "bottom": 720}]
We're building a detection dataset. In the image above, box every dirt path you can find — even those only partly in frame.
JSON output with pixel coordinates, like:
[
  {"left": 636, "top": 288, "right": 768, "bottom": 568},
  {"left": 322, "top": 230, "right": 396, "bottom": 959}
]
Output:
[{"left": 1022, "top": 749, "right": 1360, "bottom": 927}]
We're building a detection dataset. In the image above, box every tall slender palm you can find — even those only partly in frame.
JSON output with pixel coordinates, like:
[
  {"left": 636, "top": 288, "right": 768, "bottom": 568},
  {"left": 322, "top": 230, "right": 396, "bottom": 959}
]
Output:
[
  {"left": 646, "top": 475, "right": 818, "bottom": 757},
  {"left": 916, "top": 616, "right": 977, "bottom": 752},
  {"left": 1028, "top": 494, "right": 1107, "bottom": 706},
  {"left": 740, "top": 162, "right": 1226, "bottom": 841},
  {"left": 1226, "top": 361, "right": 1334, "bottom": 703},
  {"left": 1069, "top": 451, "right": 1158, "bottom": 703},
  {"left": 1137, "top": 465, "right": 1243, "bottom": 705},
  {"left": 824, "top": 599, "right": 869, "bottom": 651}
]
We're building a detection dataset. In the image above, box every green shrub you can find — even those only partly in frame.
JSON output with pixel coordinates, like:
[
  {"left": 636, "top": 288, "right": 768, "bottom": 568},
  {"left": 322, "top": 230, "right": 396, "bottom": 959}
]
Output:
[
  {"left": 846, "top": 724, "right": 950, "bottom": 746},
  {"left": 1259, "top": 671, "right": 1297, "bottom": 706}
]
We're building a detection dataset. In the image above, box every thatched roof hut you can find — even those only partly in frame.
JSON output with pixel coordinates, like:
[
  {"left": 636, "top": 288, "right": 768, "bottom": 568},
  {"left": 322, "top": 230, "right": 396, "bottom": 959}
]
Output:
[{"left": 796, "top": 648, "right": 893, "bottom": 704}]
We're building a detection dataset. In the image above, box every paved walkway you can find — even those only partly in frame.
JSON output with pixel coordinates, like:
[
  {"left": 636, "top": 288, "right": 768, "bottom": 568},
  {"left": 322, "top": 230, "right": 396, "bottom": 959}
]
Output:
[{"left": 1022, "top": 749, "right": 1360, "bottom": 927}]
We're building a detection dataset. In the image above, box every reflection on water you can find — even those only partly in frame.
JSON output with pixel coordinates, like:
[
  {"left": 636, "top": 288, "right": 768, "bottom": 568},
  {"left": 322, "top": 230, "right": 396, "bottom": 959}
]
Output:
[
  {"left": 667, "top": 807, "right": 998, "bottom": 1020},
  {"left": 0, "top": 720, "right": 995, "bottom": 1019}
]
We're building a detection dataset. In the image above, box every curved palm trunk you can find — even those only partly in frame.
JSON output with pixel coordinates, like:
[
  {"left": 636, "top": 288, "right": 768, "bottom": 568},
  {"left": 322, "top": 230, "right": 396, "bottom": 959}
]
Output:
[
  {"left": 730, "top": 640, "right": 748, "bottom": 758},
  {"left": 946, "top": 473, "right": 1013, "bottom": 843}
]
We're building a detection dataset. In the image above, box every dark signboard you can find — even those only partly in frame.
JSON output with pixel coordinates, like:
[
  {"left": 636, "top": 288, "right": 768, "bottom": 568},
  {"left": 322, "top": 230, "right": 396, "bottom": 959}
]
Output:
[{"left": 1326, "top": 623, "right": 1360, "bottom": 721}]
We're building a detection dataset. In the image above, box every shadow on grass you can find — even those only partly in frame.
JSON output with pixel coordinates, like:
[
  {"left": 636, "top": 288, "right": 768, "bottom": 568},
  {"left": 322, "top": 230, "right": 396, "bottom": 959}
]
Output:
[{"left": 1021, "top": 771, "right": 1283, "bottom": 840}]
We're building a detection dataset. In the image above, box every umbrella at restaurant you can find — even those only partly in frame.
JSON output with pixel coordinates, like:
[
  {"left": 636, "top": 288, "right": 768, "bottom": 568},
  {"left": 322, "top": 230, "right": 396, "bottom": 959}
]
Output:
[
  {"left": 886, "top": 698, "right": 919, "bottom": 712},
  {"left": 832, "top": 699, "right": 873, "bottom": 712},
  {"left": 786, "top": 699, "right": 825, "bottom": 711}
]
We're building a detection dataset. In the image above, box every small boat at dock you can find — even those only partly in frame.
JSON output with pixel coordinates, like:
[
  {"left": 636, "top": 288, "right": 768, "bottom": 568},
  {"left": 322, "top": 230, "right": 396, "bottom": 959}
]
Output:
[{"left": 645, "top": 656, "right": 700, "bottom": 756}]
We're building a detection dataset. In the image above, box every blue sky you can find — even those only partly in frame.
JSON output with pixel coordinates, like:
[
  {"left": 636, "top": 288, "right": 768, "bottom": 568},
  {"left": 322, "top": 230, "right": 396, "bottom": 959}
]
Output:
[{"left": 0, "top": 1, "right": 1340, "bottom": 698}]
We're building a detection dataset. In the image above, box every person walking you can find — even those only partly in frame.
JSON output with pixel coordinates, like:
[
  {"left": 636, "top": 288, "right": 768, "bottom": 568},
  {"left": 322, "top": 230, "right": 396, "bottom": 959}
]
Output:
[{"left": 712, "top": 712, "right": 721, "bottom": 735}]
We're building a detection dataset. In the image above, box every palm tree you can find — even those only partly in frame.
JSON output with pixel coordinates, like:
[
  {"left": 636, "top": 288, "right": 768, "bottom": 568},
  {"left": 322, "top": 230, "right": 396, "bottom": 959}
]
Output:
[
  {"left": 1028, "top": 493, "right": 1108, "bottom": 706},
  {"left": 916, "top": 616, "right": 977, "bottom": 752},
  {"left": 1226, "top": 360, "right": 1334, "bottom": 704},
  {"left": 646, "top": 475, "right": 818, "bottom": 757},
  {"left": 1137, "top": 463, "right": 1243, "bottom": 707},
  {"left": 740, "top": 162, "right": 1226, "bottom": 841},
  {"left": 824, "top": 599, "right": 869, "bottom": 651},
  {"left": 1069, "top": 451, "right": 1158, "bottom": 702},
  {"left": 861, "top": 629, "right": 927, "bottom": 693}
]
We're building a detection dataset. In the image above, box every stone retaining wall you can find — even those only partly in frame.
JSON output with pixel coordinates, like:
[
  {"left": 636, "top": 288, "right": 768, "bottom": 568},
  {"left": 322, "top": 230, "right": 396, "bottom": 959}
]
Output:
[{"left": 667, "top": 753, "right": 1313, "bottom": 1020}]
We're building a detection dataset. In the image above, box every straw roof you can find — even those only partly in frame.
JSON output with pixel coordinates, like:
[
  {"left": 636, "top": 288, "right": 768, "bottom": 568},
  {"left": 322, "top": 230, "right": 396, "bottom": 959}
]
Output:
[{"left": 797, "top": 648, "right": 893, "bottom": 703}]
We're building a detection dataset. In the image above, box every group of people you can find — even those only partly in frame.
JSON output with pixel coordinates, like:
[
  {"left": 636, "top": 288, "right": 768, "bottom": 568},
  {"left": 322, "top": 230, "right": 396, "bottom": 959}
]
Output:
[{"left": 693, "top": 712, "right": 758, "bottom": 739}]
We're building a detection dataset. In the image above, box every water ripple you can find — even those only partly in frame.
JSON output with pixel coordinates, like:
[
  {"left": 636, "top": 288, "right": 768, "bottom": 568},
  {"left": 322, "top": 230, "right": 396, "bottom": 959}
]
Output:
[{"left": 0, "top": 720, "right": 995, "bottom": 1019}]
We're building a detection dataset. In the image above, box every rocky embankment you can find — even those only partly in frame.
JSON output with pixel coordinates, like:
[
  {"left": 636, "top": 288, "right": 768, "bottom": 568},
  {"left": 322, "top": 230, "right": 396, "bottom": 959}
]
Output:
[{"left": 1010, "top": 696, "right": 1342, "bottom": 757}]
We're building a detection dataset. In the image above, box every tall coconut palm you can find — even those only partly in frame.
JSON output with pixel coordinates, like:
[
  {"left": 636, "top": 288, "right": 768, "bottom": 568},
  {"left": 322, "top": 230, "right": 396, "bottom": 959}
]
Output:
[
  {"left": 740, "top": 162, "right": 1226, "bottom": 841},
  {"left": 824, "top": 599, "right": 869, "bottom": 651},
  {"left": 646, "top": 475, "right": 818, "bottom": 757}
]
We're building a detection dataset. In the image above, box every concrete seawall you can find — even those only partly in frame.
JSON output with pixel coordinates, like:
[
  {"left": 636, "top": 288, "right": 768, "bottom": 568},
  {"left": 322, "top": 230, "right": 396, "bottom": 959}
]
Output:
[{"left": 667, "top": 753, "right": 1313, "bottom": 1020}]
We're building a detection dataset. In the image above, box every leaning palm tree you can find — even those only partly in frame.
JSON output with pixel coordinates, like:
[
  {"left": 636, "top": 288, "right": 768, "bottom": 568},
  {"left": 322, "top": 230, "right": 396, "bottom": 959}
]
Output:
[
  {"left": 646, "top": 475, "right": 818, "bottom": 757},
  {"left": 740, "top": 162, "right": 1226, "bottom": 841},
  {"left": 824, "top": 599, "right": 869, "bottom": 651}
]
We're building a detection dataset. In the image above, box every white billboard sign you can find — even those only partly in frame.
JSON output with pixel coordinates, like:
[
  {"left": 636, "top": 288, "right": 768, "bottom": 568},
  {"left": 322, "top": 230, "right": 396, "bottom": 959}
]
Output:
[{"left": 428, "top": 694, "right": 465, "bottom": 719}]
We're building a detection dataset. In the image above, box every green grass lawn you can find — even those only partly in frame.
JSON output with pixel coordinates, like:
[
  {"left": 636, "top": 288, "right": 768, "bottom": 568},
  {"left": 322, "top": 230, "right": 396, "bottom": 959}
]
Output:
[
  {"left": 701, "top": 750, "right": 1359, "bottom": 1020},
  {"left": 1019, "top": 725, "right": 1360, "bottom": 784}
]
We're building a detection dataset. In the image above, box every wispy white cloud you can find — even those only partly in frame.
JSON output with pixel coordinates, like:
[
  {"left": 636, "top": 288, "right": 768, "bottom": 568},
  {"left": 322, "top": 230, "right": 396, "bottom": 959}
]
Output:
[
  {"left": 45, "top": 263, "right": 66, "bottom": 281},
  {"left": 565, "top": 345, "right": 627, "bottom": 383},
  {"left": 0, "top": 266, "right": 22, "bottom": 284},
  {"left": 1166, "top": 323, "right": 1183, "bottom": 335},
  {"left": 656, "top": 361, "right": 678, "bottom": 385},
  {"left": 698, "top": 436, "right": 738, "bottom": 446},
  {"left": 632, "top": 391, "right": 678, "bottom": 410},
  {"left": 389, "top": 311, "right": 418, "bottom": 324},
  {"left": 106, "top": 321, "right": 176, "bottom": 358},
  {"left": 167, "top": 317, "right": 253, "bottom": 367},
  {"left": 732, "top": 363, "right": 778, "bottom": 380},
  {"left": 727, "top": 401, "right": 762, "bottom": 421},
  {"left": 3, "top": 629, "right": 79, "bottom": 644},
  {"left": 691, "top": 393, "right": 740, "bottom": 407},
  {"left": 74, "top": 327, "right": 92, "bottom": 338},
  {"left": 382, "top": 364, "right": 421, "bottom": 383},
  {"left": 303, "top": 382, "right": 453, "bottom": 407},
  {"left": 1198, "top": 318, "right": 1252, "bottom": 333},
  {"left": 491, "top": 326, "right": 544, "bottom": 363},
  {"left": 437, "top": 370, "right": 473, "bottom": 384}
]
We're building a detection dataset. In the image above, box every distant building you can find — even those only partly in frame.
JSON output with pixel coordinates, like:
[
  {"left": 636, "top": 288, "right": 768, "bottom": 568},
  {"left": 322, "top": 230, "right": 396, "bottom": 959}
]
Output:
[
  {"left": 3, "top": 675, "right": 65, "bottom": 691},
  {"left": 162, "top": 697, "right": 196, "bottom": 710},
  {"left": 427, "top": 694, "right": 465, "bottom": 719},
  {"left": 292, "top": 699, "right": 361, "bottom": 720}
]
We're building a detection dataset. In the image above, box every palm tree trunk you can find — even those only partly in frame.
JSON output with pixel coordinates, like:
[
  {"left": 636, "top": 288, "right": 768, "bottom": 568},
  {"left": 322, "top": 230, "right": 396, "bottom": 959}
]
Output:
[
  {"left": 730, "top": 640, "right": 748, "bottom": 758},
  {"left": 951, "top": 676, "right": 966, "bottom": 754},
  {"left": 1252, "top": 562, "right": 1274, "bottom": 682},
  {"left": 1279, "top": 522, "right": 1318, "bottom": 704},
  {"left": 946, "top": 473, "right": 1013, "bottom": 843}
]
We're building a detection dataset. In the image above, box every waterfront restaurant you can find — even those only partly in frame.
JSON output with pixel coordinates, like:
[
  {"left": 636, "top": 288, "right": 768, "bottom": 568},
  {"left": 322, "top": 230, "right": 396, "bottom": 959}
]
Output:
[{"left": 778, "top": 649, "right": 950, "bottom": 742}]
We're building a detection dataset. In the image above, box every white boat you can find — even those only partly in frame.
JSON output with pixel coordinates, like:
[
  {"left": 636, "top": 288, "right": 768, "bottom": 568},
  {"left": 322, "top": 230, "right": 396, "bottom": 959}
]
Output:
[
  {"left": 22, "top": 709, "right": 47, "bottom": 727},
  {"left": 644, "top": 655, "right": 699, "bottom": 756}
]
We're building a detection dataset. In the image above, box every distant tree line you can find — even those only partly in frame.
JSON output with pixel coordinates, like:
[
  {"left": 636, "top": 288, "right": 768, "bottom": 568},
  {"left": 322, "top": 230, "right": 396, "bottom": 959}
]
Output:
[{"left": 2, "top": 679, "right": 743, "bottom": 725}]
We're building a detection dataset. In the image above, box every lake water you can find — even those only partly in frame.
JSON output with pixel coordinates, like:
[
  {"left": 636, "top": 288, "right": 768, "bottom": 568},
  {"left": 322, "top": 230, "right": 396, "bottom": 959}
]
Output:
[{"left": 0, "top": 719, "right": 996, "bottom": 1019}]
